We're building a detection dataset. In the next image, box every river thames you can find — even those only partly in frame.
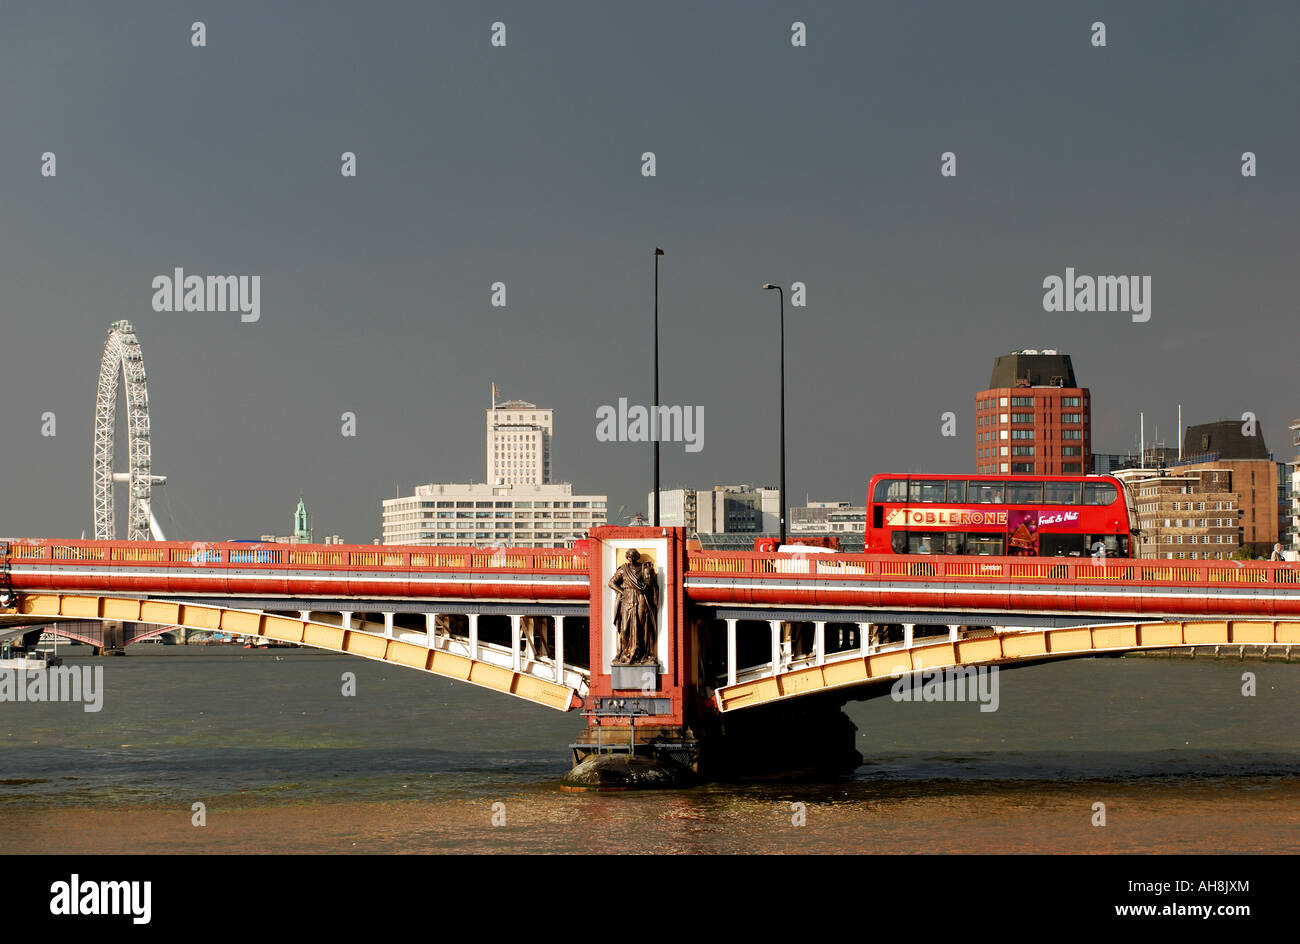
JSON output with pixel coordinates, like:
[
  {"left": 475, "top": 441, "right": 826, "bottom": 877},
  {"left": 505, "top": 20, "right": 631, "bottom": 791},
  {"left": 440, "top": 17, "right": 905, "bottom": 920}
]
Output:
[{"left": 2, "top": 647, "right": 1297, "bottom": 854}]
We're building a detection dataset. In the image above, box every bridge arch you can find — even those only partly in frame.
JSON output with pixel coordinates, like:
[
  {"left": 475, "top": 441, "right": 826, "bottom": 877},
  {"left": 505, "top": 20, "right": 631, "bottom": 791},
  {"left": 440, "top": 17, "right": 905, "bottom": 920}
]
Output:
[
  {"left": 5, "top": 592, "right": 579, "bottom": 711},
  {"left": 713, "top": 617, "right": 1300, "bottom": 711}
]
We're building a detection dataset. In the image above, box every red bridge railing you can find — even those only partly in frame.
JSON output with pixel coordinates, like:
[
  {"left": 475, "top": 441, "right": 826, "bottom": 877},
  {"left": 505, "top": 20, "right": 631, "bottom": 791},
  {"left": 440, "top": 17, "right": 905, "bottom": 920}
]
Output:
[
  {"left": 8, "top": 538, "right": 1298, "bottom": 587},
  {"left": 3, "top": 539, "right": 588, "bottom": 573},
  {"left": 684, "top": 550, "right": 1300, "bottom": 587}
]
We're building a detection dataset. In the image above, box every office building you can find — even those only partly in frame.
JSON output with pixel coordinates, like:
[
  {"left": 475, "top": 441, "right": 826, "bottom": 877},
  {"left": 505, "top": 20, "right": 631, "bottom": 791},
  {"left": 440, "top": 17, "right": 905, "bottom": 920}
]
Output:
[
  {"left": 384, "top": 389, "right": 605, "bottom": 547},
  {"left": 1091, "top": 453, "right": 1132, "bottom": 475},
  {"left": 649, "top": 485, "right": 780, "bottom": 535},
  {"left": 1113, "top": 420, "right": 1280, "bottom": 558},
  {"left": 1291, "top": 418, "right": 1300, "bottom": 554},
  {"left": 1278, "top": 460, "right": 1293, "bottom": 552},
  {"left": 975, "top": 350, "right": 1091, "bottom": 475},
  {"left": 790, "top": 500, "right": 865, "bottom": 536},
  {"left": 1093, "top": 446, "right": 1180, "bottom": 475},
  {"left": 1175, "top": 420, "right": 1278, "bottom": 556},
  {"left": 1117, "top": 467, "right": 1241, "bottom": 560},
  {"left": 382, "top": 482, "right": 606, "bottom": 548},
  {"left": 487, "top": 395, "right": 552, "bottom": 486}
]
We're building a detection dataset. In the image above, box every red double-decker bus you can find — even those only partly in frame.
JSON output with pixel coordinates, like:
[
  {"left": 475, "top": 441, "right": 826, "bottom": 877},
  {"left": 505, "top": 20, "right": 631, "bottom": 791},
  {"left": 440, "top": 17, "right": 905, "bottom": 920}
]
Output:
[{"left": 865, "top": 473, "right": 1136, "bottom": 557}]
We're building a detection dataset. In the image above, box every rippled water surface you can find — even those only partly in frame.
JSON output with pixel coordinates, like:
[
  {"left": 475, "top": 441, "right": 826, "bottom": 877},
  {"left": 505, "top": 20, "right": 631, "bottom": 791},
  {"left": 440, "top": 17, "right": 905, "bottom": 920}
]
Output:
[{"left": 2, "top": 648, "right": 1297, "bottom": 853}]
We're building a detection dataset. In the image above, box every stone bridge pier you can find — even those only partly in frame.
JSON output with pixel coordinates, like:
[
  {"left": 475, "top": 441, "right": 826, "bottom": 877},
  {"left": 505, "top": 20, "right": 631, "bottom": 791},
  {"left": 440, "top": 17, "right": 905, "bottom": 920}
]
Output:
[{"left": 563, "top": 526, "right": 862, "bottom": 789}]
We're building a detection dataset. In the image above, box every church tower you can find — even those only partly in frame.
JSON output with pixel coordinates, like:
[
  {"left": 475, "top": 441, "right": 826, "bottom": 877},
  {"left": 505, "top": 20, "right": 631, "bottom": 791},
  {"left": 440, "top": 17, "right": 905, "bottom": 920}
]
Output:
[{"left": 293, "top": 495, "right": 312, "bottom": 543}]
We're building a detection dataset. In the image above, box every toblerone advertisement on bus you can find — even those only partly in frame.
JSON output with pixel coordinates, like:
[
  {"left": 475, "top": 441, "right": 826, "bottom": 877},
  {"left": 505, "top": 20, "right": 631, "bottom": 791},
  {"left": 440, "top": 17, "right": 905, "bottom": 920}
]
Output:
[
  {"left": 885, "top": 508, "right": 1081, "bottom": 527},
  {"left": 886, "top": 508, "right": 1008, "bottom": 527}
]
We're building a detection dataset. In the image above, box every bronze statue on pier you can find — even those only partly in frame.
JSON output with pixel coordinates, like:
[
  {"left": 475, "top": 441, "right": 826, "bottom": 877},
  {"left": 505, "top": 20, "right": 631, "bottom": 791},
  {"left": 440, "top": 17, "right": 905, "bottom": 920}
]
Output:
[{"left": 609, "top": 549, "right": 659, "bottom": 665}]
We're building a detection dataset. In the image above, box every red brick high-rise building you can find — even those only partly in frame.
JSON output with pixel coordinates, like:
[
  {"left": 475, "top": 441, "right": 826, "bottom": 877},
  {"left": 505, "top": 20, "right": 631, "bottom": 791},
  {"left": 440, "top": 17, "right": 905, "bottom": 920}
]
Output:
[{"left": 974, "top": 350, "right": 1091, "bottom": 476}]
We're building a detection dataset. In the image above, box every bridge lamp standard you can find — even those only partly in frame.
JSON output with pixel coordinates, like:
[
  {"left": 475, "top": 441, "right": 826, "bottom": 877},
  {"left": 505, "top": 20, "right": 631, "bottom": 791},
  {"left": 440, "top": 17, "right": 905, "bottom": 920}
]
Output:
[
  {"left": 653, "top": 248, "right": 664, "bottom": 527},
  {"left": 762, "top": 283, "right": 786, "bottom": 546}
]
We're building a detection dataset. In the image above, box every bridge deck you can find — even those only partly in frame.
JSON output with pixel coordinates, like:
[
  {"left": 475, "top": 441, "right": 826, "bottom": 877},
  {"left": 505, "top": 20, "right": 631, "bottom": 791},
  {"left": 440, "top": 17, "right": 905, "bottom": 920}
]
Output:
[
  {"left": 713, "top": 618, "right": 1300, "bottom": 711},
  {"left": 8, "top": 537, "right": 1300, "bottom": 715}
]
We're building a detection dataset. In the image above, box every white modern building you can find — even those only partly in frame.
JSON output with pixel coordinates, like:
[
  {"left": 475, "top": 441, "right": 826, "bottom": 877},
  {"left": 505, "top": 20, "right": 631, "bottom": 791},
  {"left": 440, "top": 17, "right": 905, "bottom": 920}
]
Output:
[
  {"left": 789, "top": 500, "right": 865, "bottom": 536},
  {"left": 382, "top": 482, "right": 606, "bottom": 548},
  {"left": 487, "top": 397, "right": 552, "bottom": 486},
  {"left": 648, "top": 485, "right": 780, "bottom": 534},
  {"left": 384, "top": 391, "right": 606, "bottom": 547},
  {"left": 1291, "top": 419, "right": 1300, "bottom": 555}
]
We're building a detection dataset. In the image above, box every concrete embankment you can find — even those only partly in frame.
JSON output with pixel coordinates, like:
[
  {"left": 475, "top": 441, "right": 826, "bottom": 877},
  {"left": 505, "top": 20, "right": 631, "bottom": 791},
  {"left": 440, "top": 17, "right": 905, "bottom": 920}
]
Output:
[{"left": 1125, "top": 645, "right": 1297, "bottom": 662}]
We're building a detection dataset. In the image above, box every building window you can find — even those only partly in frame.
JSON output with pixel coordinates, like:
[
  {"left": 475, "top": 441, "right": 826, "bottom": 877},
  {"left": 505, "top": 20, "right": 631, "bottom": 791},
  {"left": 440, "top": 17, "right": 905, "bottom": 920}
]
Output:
[
  {"left": 1062, "top": 413, "right": 1082, "bottom": 423},
  {"left": 1011, "top": 397, "right": 1033, "bottom": 406},
  {"left": 1011, "top": 413, "right": 1033, "bottom": 423},
  {"left": 1061, "top": 430, "right": 1082, "bottom": 440},
  {"left": 1062, "top": 397, "right": 1082, "bottom": 407}
]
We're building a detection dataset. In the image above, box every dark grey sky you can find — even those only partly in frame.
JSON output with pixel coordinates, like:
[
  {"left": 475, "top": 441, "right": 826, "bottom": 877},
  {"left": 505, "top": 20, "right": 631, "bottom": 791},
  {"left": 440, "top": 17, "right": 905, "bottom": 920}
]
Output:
[{"left": 2, "top": 1, "right": 1297, "bottom": 542}]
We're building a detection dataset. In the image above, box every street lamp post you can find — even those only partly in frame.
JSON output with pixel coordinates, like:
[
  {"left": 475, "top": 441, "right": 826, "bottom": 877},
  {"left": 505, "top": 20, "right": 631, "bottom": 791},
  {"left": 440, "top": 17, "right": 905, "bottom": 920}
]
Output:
[
  {"left": 762, "top": 283, "right": 786, "bottom": 546},
  {"left": 653, "top": 248, "right": 664, "bottom": 527}
]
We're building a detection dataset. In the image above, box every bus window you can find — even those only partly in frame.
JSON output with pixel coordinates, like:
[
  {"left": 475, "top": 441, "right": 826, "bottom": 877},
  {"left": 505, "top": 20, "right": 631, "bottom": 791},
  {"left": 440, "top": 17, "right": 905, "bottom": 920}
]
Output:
[
  {"left": 909, "top": 481, "right": 947, "bottom": 503},
  {"left": 909, "top": 534, "right": 935, "bottom": 554},
  {"left": 908, "top": 533, "right": 958, "bottom": 554},
  {"left": 1083, "top": 482, "right": 1118, "bottom": 506},
  {"left": 965, "top": 534, "right": 1005, "bottom": 555},
  {"left": 874, "top": 478, "right": 907, "bottom": 502},
  {"left": 891, "top": 531, "right": 908, "bottom": 554},
  {"left": 1005, "top": 482, "right": 1043, "bottom": 504},
  {"left": 1086, "top": 534, "right": 1126, "bottom": 557},
  {"left": 947, "top": 480, "right": 967, "bottom": 503},
  {"left": 969, "top": 482, "right": 1004, "bottom": 503},
  {"left": 1043, "top": 481, "right": 1081, "bottom": 505},
  {"left": 1040, "top": 533, "right": 1087, "bottom": 556}
]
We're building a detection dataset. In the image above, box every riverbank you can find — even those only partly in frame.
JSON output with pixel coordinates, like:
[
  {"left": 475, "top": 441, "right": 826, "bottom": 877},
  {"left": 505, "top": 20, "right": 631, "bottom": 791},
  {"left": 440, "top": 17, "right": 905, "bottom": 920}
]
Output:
[{"left": 5, "top": 776, "right": 1298, "bottom": 854}]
